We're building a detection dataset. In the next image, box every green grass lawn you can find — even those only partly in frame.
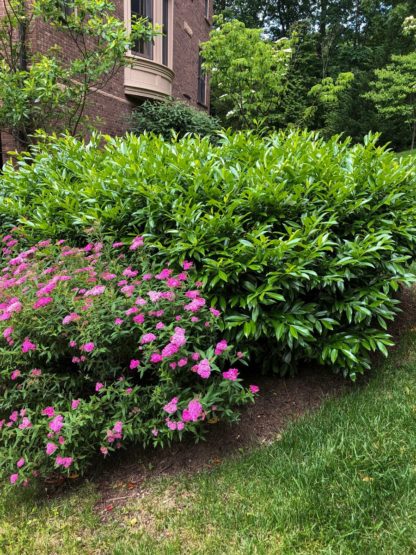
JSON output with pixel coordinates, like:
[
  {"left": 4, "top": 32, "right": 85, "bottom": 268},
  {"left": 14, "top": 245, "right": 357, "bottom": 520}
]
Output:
[{"left": 1, "top": 332, "right": 416, "bottom": 554}]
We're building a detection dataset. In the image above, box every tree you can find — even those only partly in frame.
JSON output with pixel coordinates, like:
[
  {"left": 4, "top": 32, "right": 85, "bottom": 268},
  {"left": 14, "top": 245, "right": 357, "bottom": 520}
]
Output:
[
  {"left": 308, "top": 71, "right": 355, "bottom": 138},
  {"left": 365, "top": 53, "right": 416, "bottom": 149},
  {"left": 0, "top": 0, "right": 155, "bottom": 149},
  {"left": 201, "top": 16, "right": 292, "bottom": 129}
]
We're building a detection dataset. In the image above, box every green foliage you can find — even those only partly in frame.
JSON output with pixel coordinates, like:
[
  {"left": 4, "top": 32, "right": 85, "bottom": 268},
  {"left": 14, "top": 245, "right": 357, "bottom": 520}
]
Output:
[
  {"left": 214, "top": 1, "right": 416, "bottom": 149},
  {"left": 1, "top": 130, "right": 416, "bottom": 378},
  {"left": 129, "top": 99, "right": 220, "bottom": 140},
  {"left": 365, "top": 53, "right": 416, "bottom": 150},
  {"left": 0, "top": 0, "right": 155, "bottom": 148},
  {"left": 308, "top": 72, "right": 355, "bottom": 138},
  {"left": 201, "top": 16, "right": 292, "bottom": 129}
]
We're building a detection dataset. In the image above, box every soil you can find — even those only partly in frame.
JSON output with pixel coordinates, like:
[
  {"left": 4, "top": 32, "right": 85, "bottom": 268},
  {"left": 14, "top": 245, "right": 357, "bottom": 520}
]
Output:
[{"left": 91, "top": 366, "right": 348, "bottom": 512}]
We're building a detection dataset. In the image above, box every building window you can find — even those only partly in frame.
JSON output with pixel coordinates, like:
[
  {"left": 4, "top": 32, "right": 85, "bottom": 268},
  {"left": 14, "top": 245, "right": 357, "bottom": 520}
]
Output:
[
  {"left": 162, "top": 0, "right": 169, "bottom": 66},
  {"left": 58, "top": 0, "right": 74, "bottom": 21},
  {"left": 197, "top": 52, "right": 206, "bottom": 105},
  {"left": 205, "top": 0, "right": 209, "bottom": 18},
  {"left": 131, "top": 0, "right": 153, "bottom": 59}
]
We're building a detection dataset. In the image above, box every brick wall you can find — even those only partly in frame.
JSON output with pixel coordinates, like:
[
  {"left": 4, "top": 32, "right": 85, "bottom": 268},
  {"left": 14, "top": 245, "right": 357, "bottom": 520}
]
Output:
[{"left": 172, "top": 0, "right": 212, "bottom": 110}]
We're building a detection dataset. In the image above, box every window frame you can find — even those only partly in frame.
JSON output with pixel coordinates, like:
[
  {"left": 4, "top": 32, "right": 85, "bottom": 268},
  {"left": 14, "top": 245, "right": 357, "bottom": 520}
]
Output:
[{"left": 131, "top": 0, "right": 154, "bottom": 60}]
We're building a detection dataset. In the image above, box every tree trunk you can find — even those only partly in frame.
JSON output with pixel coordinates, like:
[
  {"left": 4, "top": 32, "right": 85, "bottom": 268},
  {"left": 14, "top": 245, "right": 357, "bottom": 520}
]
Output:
[{"left": 411, "top": 120, "right": 416, "bottom": 151}]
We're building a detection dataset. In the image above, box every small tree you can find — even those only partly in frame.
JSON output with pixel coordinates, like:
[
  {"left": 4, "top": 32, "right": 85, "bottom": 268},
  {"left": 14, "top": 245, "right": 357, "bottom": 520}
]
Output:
[
  {"left": 365, "top": 53, "right": 416, "bottom": 150},
  {"left": 201, "top": 16, "right": 292, "bottom": 129},
  {"left": 0, "top": 0, "right": 155, "bottom": 149},
  {"left": 307, "top": 72, "right": 355, "bottom": 139}
]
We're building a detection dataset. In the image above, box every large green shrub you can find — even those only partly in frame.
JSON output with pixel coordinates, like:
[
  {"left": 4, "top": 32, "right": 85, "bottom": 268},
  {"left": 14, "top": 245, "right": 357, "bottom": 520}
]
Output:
[
  {"left": 1, "top": 130, "right": 416, "bottom": 378},
  {"left": 129, "top": 99, "right": 220, "bottom": 139}
]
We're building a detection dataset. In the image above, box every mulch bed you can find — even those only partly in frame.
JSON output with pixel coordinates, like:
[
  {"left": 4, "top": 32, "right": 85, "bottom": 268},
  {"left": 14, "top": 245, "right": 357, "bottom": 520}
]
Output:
[{"left": 73, "top": 286, "right": 416, "bottom": 512}]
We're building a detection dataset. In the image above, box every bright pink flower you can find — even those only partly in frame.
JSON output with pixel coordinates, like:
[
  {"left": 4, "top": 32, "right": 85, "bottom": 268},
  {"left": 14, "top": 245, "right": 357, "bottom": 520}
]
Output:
[
  {"left": 150, "top": 353, "right": 163, "bottom": 363},
  {"left": 11, "top": 369, "right": 21, "bottom": 381},
  {"left": 114, "top": 318, "right": 124, "bottom": 325},
  {"left": 123, "top": 267, "right": 138, "bottom": 278},
  {"left": 58, "top": 436, "right": 65, "bottom": 445},
  {"left": 9, "top": 411, "right": 18, "bottom": 422},
  {"left": 163, "top": 397, "right": 178, "bottom": 414},
  {"left": 42, "top": 406, "right": 55, "bottom": 417},
  {"left": 46, "top": 442, "right": 58, "bottom": 455},
  {"left": 249, "top": 384, "right": 260, "bottom": 394},
  {"left": 183, "top": 260, "right": 193, "bottom": 270},
  {"left": 10, "top": 473, "right": 18, "bottom": 485},
  {"left": 182, "top": 399, "right": 203, "bottom": 422},
  {"left": 210, "top": 307, "right": 221, "bottom": 317},
  {"left": 130, "top": 236, "right": 144, "bottom": 250},
  {"left": 155, "top": 268, "right": 173, "bottom": 280},
  {"left": 49, "top": 415, "right": 64, "bottom": 433},
  {"left": 3, "top": 326, "right": 13, "bottom": 339},
  {"left": 141, "top": 333, "right": 156, "bottom": 344},
  {"left": 22, "top": 338, "right": 36, "bottom": 353},
  {"left": 191, "top": 352, "right": 201, "bottom": 361},
  {"left": 166, "top": 419, "right": 177, "bottom": 430},
  {"left": 142, "top": 273, "right": 152, "bottom": 281},
  {"left": 177, "top": 421, "right": 185, "bottom": 431},
  {"left": 178, "top": 358, "right": 188, "bottom": 367},
  {"left": 84, "top": 285, "right": 106, "bottom": 297},
  {"left": 18, "top": 417, "right": 32, "bottom": 430},
  {"left": 55, "top": 456, "right": 73, "bottom": 468},
  {"left": 95, "top": 382, "right": 104, "bottom": 392},
  {"left": 81, "top": 342, "right": 95, "bottom": 353},
  {"left": 130, "top": 359, "right": 140, "bottom": 369},
  {"left": 112, "top": 241, "right": 124, "bottom": 248},
  {"left": 156, "top": 321, "right": 165, "bottom": 330},
  {"left": 161, "top": 342, "right": 179, "bottom": 358},
  {"left": 148, "top": 291, "right": 162, "bottom": 302},
  {"left": 151, "top": 428, "right": 159, "bottom": 437},
  {"left": 196, "top": 359, "right": 211, "bottom": 379},
  {"left": 133, "top": 313, "right": 145, "bottom": 324},
  {"left": 102, "top": 272, "right": 117, "bottom": 280},
  {"left": 100, "top": 446, "right": 109, "bottom": 456},
  {"left": 184, "top": 297, "right": 206, "bottom": 312},
  {"left": 121, "top": 285, "right": 135, "bottom": 297},
  {"left": 215, "top": 339, "right": 228, "bottom": 356},
  {"left": 31, "top": 368, "right": 42, "bottom": 377},
  {"left": 17, "top": 458, "right": 25, "bottom": 468},
  {"left": 223, "top": 368, "right": 239, "bottom": 381},
  {"left": 113, "top": 421, "right": 123, "bottom": 434},
  {"left": 71, "top": 399, "right": 81, "bottom": 409},
  {"left": 62, "top": 313, "right": 80, "bottom": 325}
]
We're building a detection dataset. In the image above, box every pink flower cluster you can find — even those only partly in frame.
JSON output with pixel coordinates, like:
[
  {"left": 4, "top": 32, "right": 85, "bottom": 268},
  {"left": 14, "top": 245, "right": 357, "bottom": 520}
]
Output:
[{"left": 0, "top": 233, "right": 259, "bottom": 487}]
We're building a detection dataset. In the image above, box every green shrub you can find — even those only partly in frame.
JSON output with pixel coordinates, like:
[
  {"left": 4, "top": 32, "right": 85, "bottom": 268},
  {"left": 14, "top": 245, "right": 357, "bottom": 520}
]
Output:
[
  {"left": 0, "top": 234, "right": 254, "bottom": 486},
  {"left": 128, "top": 99, "right": 220, "bottom": 139},
  {"left": 1, "top": 130, "right": 416, "bottom": 378}
]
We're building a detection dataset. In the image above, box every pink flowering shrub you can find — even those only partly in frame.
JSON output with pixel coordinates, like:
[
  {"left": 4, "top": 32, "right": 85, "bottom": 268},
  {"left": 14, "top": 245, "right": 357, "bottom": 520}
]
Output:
[{"left": 0, "top": 235, "right": 258, "bottom": 487}]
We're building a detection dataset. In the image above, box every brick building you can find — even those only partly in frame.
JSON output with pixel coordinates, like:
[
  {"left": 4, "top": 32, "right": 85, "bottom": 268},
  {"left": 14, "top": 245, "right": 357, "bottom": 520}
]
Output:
[{"left": 0, "top": 0, "right": 212, "bottom": 162}]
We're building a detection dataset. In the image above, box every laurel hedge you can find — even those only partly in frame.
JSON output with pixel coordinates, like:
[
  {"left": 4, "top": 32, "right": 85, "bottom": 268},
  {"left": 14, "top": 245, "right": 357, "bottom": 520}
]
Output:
[{"left": 1, "top": 130, "right": 415, "bottom": 378}]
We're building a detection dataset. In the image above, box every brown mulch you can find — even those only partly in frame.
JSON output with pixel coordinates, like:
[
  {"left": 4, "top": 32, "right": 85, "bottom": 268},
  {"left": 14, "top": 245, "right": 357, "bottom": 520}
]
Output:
[
  {"left": 92, "top": 367, "right": 347, "bottom": 512},
  {"left": 86, "top": 286, "right": 415, "bottom": 512}
]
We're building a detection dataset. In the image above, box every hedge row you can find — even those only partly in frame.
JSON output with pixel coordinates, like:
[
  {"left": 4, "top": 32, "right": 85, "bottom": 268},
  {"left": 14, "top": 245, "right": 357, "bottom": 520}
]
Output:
[{"left": 1, "top": 130, "right": 415, "bottom": 378}]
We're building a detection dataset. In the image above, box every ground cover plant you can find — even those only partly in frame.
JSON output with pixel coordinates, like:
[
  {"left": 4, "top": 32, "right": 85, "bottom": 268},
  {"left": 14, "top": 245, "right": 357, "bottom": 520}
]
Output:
[
  {"left": 0, "top": 234, "right": 256, "bottom": 487},
  {"left": 1, "top": 322, "right": 416, "bottom": 554},
  {"left": 1, "top": 130, "right": 416, "bottom": 379}
]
